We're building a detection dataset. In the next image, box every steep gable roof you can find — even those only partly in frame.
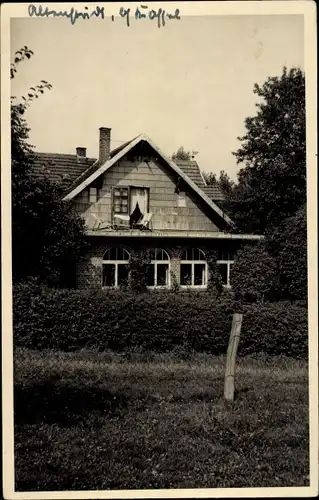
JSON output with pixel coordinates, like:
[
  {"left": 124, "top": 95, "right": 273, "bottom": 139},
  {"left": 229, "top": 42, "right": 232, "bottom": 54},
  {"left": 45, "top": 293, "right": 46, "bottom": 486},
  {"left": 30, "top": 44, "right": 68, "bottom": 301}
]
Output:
[
  {"left": 175, "top": 160, "right": 225, "bottom": 202},
  {"left": 63, "top": 133, "right": 234, "bottom": 228},
  {"left": 32, "top": 146, "right": 225, "bottom": 202},
  {"left": 203, "top": 184, "right": 225, "bottom": 202},
  {"left": 174, "top": 159, "right": 206, "bottom": 189},
  {"left": 32, "top": 152, "right": 96, "bottom": 190},
  {"left": 31, "top": 137, "right": 140, "bottom": 193}
]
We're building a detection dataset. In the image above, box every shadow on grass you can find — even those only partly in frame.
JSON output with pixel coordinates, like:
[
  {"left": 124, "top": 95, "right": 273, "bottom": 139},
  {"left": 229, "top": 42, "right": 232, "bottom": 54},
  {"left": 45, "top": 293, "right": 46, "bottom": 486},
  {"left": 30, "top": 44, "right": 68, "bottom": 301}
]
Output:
[{"left": 14, "top": 377, "right": 129, "bottom": 427}]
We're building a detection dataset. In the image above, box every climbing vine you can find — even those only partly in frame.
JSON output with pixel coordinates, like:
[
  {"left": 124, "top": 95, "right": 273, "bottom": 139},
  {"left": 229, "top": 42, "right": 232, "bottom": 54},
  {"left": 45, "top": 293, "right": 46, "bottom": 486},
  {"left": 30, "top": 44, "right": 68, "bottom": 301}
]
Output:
[
  {"left": 206, "top": 249, "right": 224, "bottom": 297},
  {"left": 128, "top": 248, "right": 151, "bottom": 292}
]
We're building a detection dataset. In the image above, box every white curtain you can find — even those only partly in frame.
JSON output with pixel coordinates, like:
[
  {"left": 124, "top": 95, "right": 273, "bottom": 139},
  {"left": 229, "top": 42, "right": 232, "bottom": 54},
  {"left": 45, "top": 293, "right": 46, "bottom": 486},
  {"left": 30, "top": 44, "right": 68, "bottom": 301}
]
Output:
[{"left": 130, "top": 188, "right": 148, "bottom": 214}]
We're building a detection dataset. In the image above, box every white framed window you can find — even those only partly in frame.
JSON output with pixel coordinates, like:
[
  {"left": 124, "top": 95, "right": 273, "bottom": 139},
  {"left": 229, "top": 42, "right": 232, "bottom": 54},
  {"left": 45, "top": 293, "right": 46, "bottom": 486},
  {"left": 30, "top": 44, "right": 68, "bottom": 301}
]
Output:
[
  {"left": 217, "top": 250, "right": 234, "bottom": 288},
  {"left": 112, "top": 186, "right": 150, "bottom": 216},
  {"left": 130, "top": 186, "right": 149, "bottom": 215},
  {"left": 147, "top": 248, "right": 170, "bottom": 288},
  {"left": 177, "top": 191, "right": 186, "bottom": 207},
  {"left": 180, "top": 248, "right": 207, "bottom": 288},
  {"left": 102, "top": 247, "right": 130, "bottom": 288},
  {"left": 89, "top": 187, "right": 98, "bottom": 203},
  {"left": 113, "top": 187, "right": 129, "bottom": 214}
]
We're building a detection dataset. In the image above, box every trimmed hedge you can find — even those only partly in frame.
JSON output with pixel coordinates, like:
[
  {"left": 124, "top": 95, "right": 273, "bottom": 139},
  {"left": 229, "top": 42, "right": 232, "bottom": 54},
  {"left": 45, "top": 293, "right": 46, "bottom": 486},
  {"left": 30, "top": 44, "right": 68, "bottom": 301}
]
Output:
[{"left": 13, "top": 283, "right": 308, "bottom": 357}]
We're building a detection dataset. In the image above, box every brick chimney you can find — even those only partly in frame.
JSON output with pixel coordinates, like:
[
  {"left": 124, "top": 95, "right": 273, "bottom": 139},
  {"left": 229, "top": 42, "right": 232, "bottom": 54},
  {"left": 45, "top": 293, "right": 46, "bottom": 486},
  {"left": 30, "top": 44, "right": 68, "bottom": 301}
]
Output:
[
  {"left": 99, "top": 127, "right": 111, "bottom": 163},
  {"left": 76, "top": 147, "right": 86, "bottom": 160}
]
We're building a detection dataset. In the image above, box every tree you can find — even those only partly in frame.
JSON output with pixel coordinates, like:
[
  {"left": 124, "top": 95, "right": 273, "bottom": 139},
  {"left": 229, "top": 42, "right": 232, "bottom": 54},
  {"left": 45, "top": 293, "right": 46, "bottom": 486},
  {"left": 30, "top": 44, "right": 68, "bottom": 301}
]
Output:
[
  {"left": 171, "top": 146, "right": 198, "bottom": 161},
  {"left": 11, "top": 47, "right": 87, "bottom": 287},
  {"left": 231, "top": 242, "right": 278, "bottom": 303},
  {"left": 218, "top": 170, "right": 235, "bottom": 200},
  {"left": 203, "top": 172, "right": 217, "bottom": 185},
  {"left": 267, "top": 204, "right": 307, "bottom": 301},
  {"left": 231, "top": 67, "right": 305, "bottom": 234},
  {"left": 203, "top": 170, "right": 235, "bottom": 217}
]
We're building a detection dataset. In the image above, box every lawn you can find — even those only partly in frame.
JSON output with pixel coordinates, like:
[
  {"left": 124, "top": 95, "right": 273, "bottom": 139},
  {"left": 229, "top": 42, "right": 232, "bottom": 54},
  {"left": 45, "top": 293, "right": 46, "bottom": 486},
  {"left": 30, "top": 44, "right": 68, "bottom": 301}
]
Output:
[{"left": 14, "top": 348, "right": 309, "bottom": 491}]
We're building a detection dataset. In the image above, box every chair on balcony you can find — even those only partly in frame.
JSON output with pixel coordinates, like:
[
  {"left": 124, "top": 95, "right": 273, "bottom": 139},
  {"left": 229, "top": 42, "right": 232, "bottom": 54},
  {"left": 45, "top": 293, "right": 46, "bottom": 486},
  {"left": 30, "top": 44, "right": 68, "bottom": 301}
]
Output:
[
  {"left": 91, "top": 213, "right": 113, "bottom": 231},
  {"left": 132, "top": 212, "right": 153, "bottom": 231},
  {"left": 113, "top": 214, "right": 130, "bottom": 230}
]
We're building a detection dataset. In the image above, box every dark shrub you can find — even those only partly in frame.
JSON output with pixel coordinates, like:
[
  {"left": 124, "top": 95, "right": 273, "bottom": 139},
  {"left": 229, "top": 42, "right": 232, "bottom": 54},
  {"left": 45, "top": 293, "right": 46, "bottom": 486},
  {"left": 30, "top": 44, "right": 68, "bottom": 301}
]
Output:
[
  {"left": 267, "top": 205, "right": 307, "bottom": 301},
  {"left": 13, "top": 283, "right": 307, "bottom": 357},
  {"left": 231, "top": 242, "right": 278, "bottom": 303}
]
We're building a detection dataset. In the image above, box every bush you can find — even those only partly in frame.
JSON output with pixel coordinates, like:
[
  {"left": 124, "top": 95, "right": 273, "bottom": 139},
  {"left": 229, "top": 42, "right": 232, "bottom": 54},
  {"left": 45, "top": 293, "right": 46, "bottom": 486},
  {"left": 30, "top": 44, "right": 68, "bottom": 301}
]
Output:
[
  {"left": 267, "top": 205, "right": 307, "bottom": 301},
  {"left": 231, "top": 242, "right": 278, "bottom": 303},
  {"left": 13, "top": 283, "right": 308, "bottom": 357},
  {"left": 238, "top": 302, "right": 308, "bottom": 357}
]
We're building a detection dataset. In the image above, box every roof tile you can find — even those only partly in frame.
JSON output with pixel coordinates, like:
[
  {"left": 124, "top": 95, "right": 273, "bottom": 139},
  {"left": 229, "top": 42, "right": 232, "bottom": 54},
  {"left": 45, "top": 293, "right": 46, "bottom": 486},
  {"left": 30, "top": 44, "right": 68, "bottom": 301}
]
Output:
[
  {"left": 32, "top": 150, "right": 224, "bottom": 202},
  {"left": 202, "top": 185, "right": 225, "bottom": 202},
  {"left": 32, "top": 153, "right": 96, "bottom": 190}
]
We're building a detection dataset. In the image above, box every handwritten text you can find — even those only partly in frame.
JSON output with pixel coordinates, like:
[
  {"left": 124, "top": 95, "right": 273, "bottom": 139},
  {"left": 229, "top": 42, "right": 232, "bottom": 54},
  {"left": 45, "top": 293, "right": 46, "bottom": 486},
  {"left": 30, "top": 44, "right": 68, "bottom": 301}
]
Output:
[
  {"left": 120, "top": 5, "right": 180, "bottom": 28},
  {"left": 28, "top": 4, "right": 105, "bottom": 25},
  {"left": 27, "top": 4, "right": 181, "bottom": 27}
]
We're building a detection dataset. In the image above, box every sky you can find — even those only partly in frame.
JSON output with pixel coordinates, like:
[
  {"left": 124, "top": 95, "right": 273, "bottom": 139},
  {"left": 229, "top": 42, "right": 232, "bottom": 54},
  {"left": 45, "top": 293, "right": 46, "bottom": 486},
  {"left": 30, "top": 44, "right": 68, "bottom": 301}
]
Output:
[{"left": 11, "top": 13, "right": 304, "bottom": 180}]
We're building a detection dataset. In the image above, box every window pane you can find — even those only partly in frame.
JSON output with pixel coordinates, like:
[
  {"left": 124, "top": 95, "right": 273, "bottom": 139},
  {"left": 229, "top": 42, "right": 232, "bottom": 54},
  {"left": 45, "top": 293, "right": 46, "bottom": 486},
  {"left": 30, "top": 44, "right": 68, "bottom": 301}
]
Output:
[
  {"left": 177, "top": 192, "right": 186, "bottom": 207},
  {"left": 117, "top": 248, "right": 125, "bottom": 261},
  {"left": 229, "top": 263, "right": 233, "bottom": 285},
  {"left": 147, "top": 264, "right": 155, "bottom": 286},
  {"left": 89, "top": 187, "right": 97, "bottom": 203},
  {"left": 218, "top": 263, "right": 228, "bottom": 285},
  {"left": 157, "top": 264, "right": 169, "bottom": 286},
  {"left": 194, "top": 263, "right": 206, "bottom": 286},
  {"left": 228, "top": 250, "right": 235, "bottom": 260},
  {"left": 103, "top": 248, "right": 116, "bottom": 260},
  {"left": 110, "top": 247, "right": 117, "bottom": 260},
  {"left": 181, "top": 249, "right": 188, "bottom": 260},
  {"left": 118, "top": 264, "right": 129, "bottom": 286},
  {"left": 218, "top": 249, "right": 225, "bottom": 261},
  {"left": 194, "top": 248, "right": 203, "bottom": 260},
  {"left": 180, "top": 264, "right": 192, "bottom": 285},
  {"left": 113, "top": 187, "right": 129, "bottom": 214},
  {"left": 121, "top": 203, "right": 129, "bottom": 214},
  {"left": 155, "top": 248, "right": 164, "bottom": 260},
  {"left": 149, "top": 249, "right": 156, "bottom": 261},
  {"left": 102, "top": 264, "right": 115, "bottom": 286}
]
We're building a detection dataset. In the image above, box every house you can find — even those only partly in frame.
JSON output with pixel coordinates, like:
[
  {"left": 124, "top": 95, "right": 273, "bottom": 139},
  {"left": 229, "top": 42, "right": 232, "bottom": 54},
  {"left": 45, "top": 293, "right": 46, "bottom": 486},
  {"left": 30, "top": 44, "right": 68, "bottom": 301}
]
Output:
[{"left": 33, "top": 127, "right": 262, "bottom": 290}]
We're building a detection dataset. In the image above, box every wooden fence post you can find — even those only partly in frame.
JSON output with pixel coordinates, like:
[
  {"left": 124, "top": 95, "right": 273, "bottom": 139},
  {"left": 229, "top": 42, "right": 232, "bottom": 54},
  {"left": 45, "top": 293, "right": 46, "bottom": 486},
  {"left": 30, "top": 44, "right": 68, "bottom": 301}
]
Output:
[{"left": 224, "top": 313, "right": 243, "bottom": 401}]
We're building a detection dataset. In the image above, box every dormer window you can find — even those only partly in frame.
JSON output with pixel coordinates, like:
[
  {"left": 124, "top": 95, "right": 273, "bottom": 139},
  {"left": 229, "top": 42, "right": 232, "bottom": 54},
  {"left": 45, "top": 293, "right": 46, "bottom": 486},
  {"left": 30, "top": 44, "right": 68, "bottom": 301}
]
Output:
[{"left": 89, "top": 187, "right": 98, "bottom": 203}]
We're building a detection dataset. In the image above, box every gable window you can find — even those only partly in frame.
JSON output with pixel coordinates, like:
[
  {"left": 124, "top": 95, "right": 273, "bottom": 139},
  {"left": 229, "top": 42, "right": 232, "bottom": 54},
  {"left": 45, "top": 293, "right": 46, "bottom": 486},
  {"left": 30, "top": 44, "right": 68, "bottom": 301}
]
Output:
[
  {"left": 102, "top": 247, "right": 130, "bottom": 288},
  {"left": 112, "top": 186, "right": 150, "bottom": 216},
  {"left": 113, "top": 187, "right": 129, "bottom": 214},
  {"left": 130, "top": 187, "right": 149, "bottom": 215},
  {"left": 180, "top": 248, "right": 207, "bottom": 288},
  {"left": 89, "top": 187, "right": 98, "bottom": 203},
  {"left": 217, "top": 250, "right": 235, "bottom": 288},
  {"left": 147, "top": 248, "right": 170, "bottom": 288},
  {"left": 177, "top": 191, "right": 186, "bottom": 208}
]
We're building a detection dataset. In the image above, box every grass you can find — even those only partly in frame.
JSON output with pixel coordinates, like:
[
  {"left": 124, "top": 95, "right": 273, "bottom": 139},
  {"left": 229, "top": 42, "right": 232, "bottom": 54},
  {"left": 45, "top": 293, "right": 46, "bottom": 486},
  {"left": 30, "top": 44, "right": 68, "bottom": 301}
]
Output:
[{"left": 14, "top": 348, "right": 309, "bottom": 491}]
